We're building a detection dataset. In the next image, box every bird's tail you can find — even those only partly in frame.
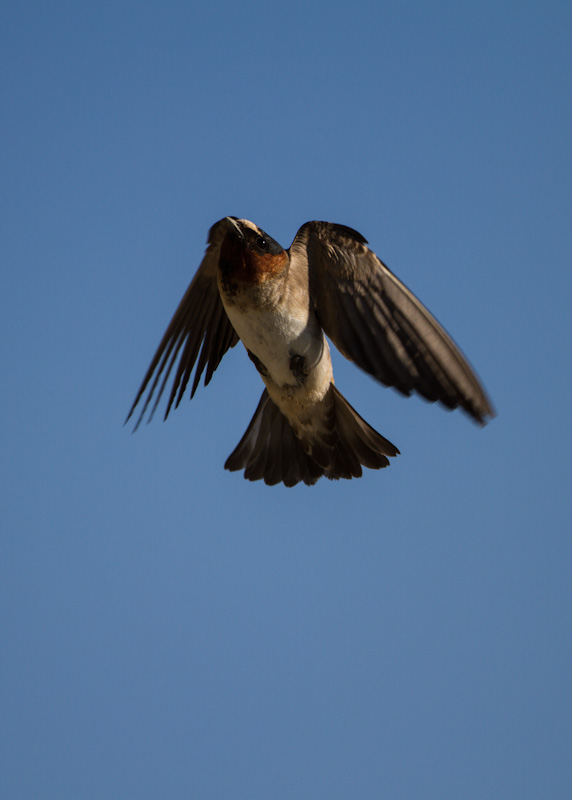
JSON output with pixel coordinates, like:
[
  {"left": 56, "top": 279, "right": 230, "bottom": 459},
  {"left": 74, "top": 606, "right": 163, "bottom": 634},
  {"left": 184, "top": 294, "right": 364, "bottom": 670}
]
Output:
[{"left": 225, "top": 385, "right": 399, "bottom": 487}]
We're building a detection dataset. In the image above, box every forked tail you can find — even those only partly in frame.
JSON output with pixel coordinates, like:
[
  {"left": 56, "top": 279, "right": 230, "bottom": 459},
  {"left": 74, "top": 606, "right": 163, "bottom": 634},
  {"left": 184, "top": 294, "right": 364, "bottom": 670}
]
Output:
[{"left": 225, "top": 385, "right": 399, "bottom": 487}]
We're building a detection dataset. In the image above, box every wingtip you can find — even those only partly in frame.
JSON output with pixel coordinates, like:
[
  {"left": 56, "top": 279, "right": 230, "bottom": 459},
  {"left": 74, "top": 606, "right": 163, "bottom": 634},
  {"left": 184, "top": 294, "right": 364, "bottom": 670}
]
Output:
[{"left": 471, "top": 394, "right": 497, "bottom": 427}]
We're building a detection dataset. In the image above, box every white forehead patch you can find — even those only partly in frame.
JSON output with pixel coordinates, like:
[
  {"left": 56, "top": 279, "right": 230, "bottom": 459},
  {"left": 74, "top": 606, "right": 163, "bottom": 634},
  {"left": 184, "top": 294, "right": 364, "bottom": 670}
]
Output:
[{"left": 237, "top": 219, "right": 262, "bottom": 235}]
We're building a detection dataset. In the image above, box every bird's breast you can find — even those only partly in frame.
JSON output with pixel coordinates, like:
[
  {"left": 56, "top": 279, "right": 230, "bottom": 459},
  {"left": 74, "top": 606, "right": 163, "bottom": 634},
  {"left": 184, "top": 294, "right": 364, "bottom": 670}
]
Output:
[{"left": 220, "top": 285, "right": 324, "bottom": 390}]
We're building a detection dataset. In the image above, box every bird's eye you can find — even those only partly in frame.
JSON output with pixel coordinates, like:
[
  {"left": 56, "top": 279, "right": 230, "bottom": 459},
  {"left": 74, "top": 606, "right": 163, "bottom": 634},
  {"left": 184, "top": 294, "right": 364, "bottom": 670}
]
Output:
[{"left": 256, "top": 236, "right": 268, "bottom": 250}]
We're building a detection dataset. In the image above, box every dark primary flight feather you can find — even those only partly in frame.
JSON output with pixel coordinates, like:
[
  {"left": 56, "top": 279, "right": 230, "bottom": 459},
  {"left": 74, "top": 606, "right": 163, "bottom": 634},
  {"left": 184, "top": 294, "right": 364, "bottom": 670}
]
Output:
[
  {"left": 126, "top": 219, "right": 239, "bottom": 430},
  {"left": 291, "top": 221, "right": 493, "bottom": 424}
]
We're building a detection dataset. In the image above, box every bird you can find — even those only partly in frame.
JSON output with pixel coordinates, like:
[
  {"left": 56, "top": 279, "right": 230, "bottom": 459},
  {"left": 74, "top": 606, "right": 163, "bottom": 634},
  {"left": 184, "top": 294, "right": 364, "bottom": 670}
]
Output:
[{"left": 126, "top": 217, "right": 494, "bottom": 486}]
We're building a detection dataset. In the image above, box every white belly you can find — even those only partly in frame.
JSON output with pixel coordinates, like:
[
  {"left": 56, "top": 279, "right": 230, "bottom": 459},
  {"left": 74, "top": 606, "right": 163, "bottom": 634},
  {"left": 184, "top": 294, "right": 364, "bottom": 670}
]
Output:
[{"left": 224, "top": 301, "right": 322, "bottom": 388}]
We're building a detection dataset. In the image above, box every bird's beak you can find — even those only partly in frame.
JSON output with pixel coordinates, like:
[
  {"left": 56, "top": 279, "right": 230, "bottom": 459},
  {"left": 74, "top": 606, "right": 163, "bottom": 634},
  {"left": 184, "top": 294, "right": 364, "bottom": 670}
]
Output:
[{"left": 224, "top": 217, "right": 244, "bottom": 239}]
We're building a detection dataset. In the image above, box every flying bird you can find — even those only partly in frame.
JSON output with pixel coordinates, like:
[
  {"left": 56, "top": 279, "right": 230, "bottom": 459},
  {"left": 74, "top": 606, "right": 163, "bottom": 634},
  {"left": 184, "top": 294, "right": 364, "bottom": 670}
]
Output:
[{"left": 127, "top": 217, "right": 494, "bottom": 486}]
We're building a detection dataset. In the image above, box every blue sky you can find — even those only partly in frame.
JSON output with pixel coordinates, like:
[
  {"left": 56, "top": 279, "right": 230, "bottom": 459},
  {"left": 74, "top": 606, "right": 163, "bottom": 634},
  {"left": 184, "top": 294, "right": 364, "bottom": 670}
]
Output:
[{"left": 1, "top": 1, "right": 571, "bottom": 797}]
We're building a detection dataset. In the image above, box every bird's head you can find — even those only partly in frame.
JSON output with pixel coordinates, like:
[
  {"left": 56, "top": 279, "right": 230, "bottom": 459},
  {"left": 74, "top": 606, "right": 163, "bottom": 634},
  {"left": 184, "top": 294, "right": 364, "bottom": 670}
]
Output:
[{"left": 219, "top": 217, "right": 288, "bottom": 285}]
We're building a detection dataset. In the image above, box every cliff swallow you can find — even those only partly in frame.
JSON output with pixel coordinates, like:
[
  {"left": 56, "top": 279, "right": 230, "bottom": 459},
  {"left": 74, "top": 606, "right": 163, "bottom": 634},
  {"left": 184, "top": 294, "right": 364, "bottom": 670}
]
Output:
[{"left": 127, "top": 217, "right": 494, "bottom": 486}]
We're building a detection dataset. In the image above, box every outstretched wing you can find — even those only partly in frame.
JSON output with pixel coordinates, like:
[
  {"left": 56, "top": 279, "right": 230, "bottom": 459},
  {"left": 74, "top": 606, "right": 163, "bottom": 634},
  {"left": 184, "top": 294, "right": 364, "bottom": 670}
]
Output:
[
  {"left": 126, "top": 219, "right": 239, "bottom": 430},
  {"left": 291, "top": 221, "right": 494, "bottom": 424}
]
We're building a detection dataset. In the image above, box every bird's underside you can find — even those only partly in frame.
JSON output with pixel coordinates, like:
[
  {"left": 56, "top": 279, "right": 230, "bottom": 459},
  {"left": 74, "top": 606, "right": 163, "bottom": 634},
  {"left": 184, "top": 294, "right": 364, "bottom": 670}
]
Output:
[{"left": 126, "top": 217, "right": 494, "bottom": 486}]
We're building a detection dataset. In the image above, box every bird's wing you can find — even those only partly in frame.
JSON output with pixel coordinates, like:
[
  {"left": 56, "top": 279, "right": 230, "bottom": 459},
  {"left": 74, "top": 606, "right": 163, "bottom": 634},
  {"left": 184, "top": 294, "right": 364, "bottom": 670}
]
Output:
[
  {"left": 290, "top": 221, "right": 494, "bottom": 424},
  {"left": 126, "top": 219, "right": 239, "bottom": 429}
]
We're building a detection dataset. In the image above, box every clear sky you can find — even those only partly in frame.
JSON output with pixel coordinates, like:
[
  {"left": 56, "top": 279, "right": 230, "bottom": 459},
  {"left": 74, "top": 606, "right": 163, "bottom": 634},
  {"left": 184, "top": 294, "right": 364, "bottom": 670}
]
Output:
[{"left": 2, "top": 1, "right": 571, "bottom": 798}]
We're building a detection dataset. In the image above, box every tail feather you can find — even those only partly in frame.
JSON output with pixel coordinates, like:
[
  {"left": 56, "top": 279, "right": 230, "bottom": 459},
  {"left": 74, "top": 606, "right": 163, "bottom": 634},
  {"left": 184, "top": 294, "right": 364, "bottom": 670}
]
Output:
[
  {"left": 224, "top": 391, "right": 266, "bottom": 470},
  {"left": 331, "top": 387, "right": 399, "bottom": 473},
  {"left": 225, "top": 385, "right": 399, "bottom": 487},
  {"left": 225, "top": 391, "right": 323, "bottom": 486},
  {"left": 243, "top": 395, "right": 275, "bottom": 483}
]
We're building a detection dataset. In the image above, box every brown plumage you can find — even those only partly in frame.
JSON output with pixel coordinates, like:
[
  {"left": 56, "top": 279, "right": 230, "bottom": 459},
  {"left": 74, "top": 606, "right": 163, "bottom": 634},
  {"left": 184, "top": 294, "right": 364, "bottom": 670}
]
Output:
[{"left": 126, "top": 217, "right": 494, "bottom": 486}]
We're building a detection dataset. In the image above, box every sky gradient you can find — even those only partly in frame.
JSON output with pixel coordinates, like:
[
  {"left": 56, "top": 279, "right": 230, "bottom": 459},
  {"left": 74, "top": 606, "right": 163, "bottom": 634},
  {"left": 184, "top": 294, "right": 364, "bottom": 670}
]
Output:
[{"left": 2, "top": 1, "right": 571, "bottom": 798}]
